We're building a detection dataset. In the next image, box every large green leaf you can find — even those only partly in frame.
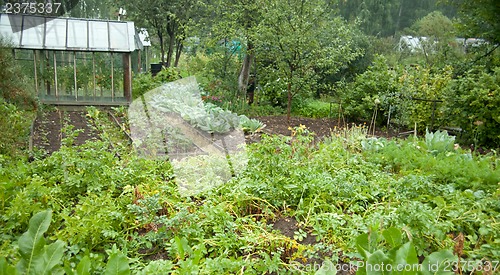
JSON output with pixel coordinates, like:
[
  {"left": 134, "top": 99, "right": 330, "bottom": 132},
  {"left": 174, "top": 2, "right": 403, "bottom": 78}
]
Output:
[
  {"left": 394, "top": 242, "right": 419, "bottom": 275},
  {"left": 421, "top": 250, "right": 456, "bottom": 275},
  {"left": 104, "top": 252, "right": 130, "bottom": 275},
  {"left": 366, "top": 250, "right": 392, "bottom": 275},
  {"left": 17, "top": 210, "right": 53, "bottom": 275},
  {"left": 76, "top": 256, "right": 91, "bottom": 275},
  {"left": 356, "top": 233, "right": 370, "bottom": 258},
  {"left": 39, "top": 240, "right": 66, "bottom": 275},
  {"left": 382, "top": 227, "right": 402, "bottom": 248},
  {"left": 315, "top": 259, "right": 337, "bottom": 275},
  {"left": 0, "top": 257, "right": 18, "bottom": 275}
]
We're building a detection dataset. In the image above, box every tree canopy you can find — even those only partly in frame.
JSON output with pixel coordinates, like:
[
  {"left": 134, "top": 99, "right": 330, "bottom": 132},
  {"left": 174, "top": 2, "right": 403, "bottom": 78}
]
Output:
[
  {"left": 448, "top": 0, "right": 500, "bottom": 44},
  {"left": 256, "top": 0, "right": 362, "bottom": 120}
]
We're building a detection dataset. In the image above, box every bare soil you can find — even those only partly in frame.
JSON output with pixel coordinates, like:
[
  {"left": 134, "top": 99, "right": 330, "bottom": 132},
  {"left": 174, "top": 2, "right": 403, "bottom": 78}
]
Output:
[
  {"left": 32, "top": 111, "right": 397, "bottom": 155},
  {"left": 31, "top": 110, "right": 364, "bottom": 273},
  {"left": 31, "top": 109, "right": 100, "bottom": 154}
]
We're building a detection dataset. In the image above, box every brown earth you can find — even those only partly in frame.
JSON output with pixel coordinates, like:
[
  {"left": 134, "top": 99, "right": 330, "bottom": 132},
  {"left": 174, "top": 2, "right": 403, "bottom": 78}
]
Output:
[
  {"left": 256, "top": 116, "right": 337, "bottom": 138},
  {"left": 32, "top": 111, "right": 398, "bottom": 155},
  {"left": 31, "top": 109, "right": 100, "bottom": 154},
  {"left": 31, "top": 110, "right": 364, "bottom": 274},
  {"left": 253, "top": 115, "right": 397, "bottom": 141}
]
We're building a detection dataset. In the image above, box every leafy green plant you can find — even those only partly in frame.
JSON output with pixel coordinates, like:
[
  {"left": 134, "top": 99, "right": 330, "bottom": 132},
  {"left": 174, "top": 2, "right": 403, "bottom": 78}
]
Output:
[
  {"left": 16, "top": 209, "right": 66, "bottom": 275},
  {"left": 443, "top": 67, "right": 500, "bottom": 147},
  {"left": 341, "top": 56, "right": 453, "bottom": 132},
  {"left": 0, "top": 99, "right": 34, "bottom": 157},
  {"left": 148, "top": 79, "right": 264, "bottom": 134},
  {"left": 155, "top": 67, "right": 181, "bottom": 84},
  {"left": 293, "top": 99, "right": 333, "bottom": 118},
  {"left": 1, "top": 210, "right": 132, "bottom": 275},
  {"left": 0, "top": 36, "right": 36, "bottom": 108},
  {"left": 424, "top": 129, "right": 455, "bottom": 153},
  {"left": 132, "top": 68, "right": 181, "bottom": 100},
  {"left": 103, "top": 244, "right": 130, "bottom": 275},
  {"left": 1, "top": 96, "right": 499, "bottom": 275},
  {"left": 238, "top": 104, "right": 285, "bottom": 117},
  {"left": 341, "top": 55, "right": 402, "bottom": 125},
  {"left": 240, "top": 116, "right": 266, "bottom": 133},
  {"left": 356, "top": 226, "right": 457, "bottom": 275}
]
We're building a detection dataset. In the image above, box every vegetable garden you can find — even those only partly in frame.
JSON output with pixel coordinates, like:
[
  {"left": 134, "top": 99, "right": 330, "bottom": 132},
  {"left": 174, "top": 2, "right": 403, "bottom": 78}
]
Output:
[
  {"left": 1, "top": 89, "right": 500, "bottom": 274},
  {"left": 1, "top": 0, "right": 500, "bottom": 274}
]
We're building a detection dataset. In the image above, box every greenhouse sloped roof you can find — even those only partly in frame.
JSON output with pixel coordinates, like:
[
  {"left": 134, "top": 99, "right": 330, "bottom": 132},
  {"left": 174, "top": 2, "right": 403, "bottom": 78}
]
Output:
[{"left": 0, "top": 13, "right": 136, "bottom": 52}]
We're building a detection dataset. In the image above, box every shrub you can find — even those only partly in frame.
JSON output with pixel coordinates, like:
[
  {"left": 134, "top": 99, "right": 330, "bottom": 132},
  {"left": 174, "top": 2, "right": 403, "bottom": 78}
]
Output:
[
  {"left": 443, "top": 67, "right": 500, "bottom": 147},
  {"left": 0, "top": 36, "right": 36, "bottom": 108},
  {"left": 132, "top": 67, "right": 182, "bottom": 99},
  {"left": 341, "top": 55, "right": 402, "bottom": 125},
  {"left": 292, "top": 98, "right": 333, "bottom": 118},
  {"left": 0, "top": 99, "right": 33, "bottom": 156},
  {"left": 341, "top": 55, "right": 453, "bottom": 131}
]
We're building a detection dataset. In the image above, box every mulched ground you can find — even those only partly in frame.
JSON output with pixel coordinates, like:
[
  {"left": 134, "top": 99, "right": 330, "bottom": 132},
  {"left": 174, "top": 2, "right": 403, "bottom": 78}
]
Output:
[{"left": 252, "top": 115, "right": 397, "bottom": 141}]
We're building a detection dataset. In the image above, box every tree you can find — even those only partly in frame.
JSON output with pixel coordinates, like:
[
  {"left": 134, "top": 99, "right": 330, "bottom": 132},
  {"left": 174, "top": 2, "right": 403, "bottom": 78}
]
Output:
[
  {"left": 410, "top": 11, "right": 456, "bottom": 66},
  {"left": 414, "top": 11, "right": 455, "bottom": 39},
  {"left": 119, "top": 0, "right": 198, "bottom": 67},
  {"left": 336, "top": 0, "right": 456, "bottom": 37},
  {"left": 205, "top": 0, "right": 263, "bottom": 100},
  {"left": 448, "top": 0, "right": 500, "bottom": 45},
  {"left": 68, "top": 0, "right": 116, "bottom": 19},
  {"left": 256, "top": 0, "right": 361, "bottom": 121}
]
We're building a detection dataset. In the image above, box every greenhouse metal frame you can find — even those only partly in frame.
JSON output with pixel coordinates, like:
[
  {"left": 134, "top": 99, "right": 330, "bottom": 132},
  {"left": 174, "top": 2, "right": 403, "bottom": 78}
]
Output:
[{"left": 0, "top": 13, "right": 137, "bottom": 105}]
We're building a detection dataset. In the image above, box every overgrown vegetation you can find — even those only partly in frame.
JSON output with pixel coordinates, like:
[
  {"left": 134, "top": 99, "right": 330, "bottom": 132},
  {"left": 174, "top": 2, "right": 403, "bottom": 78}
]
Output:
[
  {"left": 1, "top": 0, "right": 500, "bottom": 273},
  {"left": 0, "top": 37, "right": 36, "bottom": 157},
  {"left": 0, "top": 107, "right": 498, "bottom": 273}
]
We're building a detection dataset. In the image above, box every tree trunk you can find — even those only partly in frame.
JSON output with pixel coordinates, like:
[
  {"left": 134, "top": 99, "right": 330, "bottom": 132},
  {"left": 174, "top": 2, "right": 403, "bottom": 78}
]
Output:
[
  {"left": 287, "top": 81, "right": 292, "bottom": 124},
  {"left": 166, "top": 20, "right": 176, "bottom": 68},
  {"left": 158, "top": 31, "right": 165, "bottom": 65},
  {"left": 395, "top": 3, "right": 403, "bottom": 36},
  {"left": 166, "top": 35, "right": 175, "bottom": 68},
  {"left": 174, "top": 39, "right": 184, "bottom": 67},
  {"left": 238, "top": 41, "right": 254, "bottom": 98}
]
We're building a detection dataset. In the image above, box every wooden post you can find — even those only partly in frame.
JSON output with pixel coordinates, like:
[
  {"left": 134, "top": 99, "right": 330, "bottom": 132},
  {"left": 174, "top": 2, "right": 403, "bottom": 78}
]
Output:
[
  {"left": 137, "top": 50, "right": 142, "bottom": 73},
  {"left": 33, "top": 50, "right": 39, "bottom": 97},
  {"left": 123, "top": 52, "right": 132, "bottom": 102},
  {"left": 93, "top": 52, "right": 96, "bottom": 101},
  {"left": 45, "top": 51, "right": 51, "bottom": 95},
  {"left": 111, "top": 52, "right": 114, "bottom": 102},
  {"left": 74, "top": 51, "right": 78, "bottom": 101},
  {"left": 53, "top": 51, "right": 58, "bottom": 100}
]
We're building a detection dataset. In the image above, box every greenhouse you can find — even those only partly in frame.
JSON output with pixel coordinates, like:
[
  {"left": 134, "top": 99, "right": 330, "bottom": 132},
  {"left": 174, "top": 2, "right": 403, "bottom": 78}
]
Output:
[{"left": 0, "top": 13, "right": 139, "bottom": 105}]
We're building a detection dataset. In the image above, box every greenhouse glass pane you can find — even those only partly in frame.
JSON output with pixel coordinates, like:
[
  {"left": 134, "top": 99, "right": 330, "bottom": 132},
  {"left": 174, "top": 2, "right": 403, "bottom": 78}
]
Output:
[
  {"left": 20, "top": 16, "right": 45, "bottom": 48},
  {"left": 67, "top": 20, "right": 88, "bottom": 49},
  {"left": 109, "top": 22, "right": 129, "bottom": 51},
  {"left": 0, "top": 14, "right": 21, "bottom": 45},
  {"left": 89, "top": 21, "right": 109, "bottom": 50},
  {"left": 44, "top": 18, "right": 66, "bottom": 49}
]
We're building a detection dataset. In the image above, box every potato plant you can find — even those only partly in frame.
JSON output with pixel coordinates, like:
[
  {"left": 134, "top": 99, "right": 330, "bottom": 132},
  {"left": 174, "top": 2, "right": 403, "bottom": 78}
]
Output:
[{"left": 0, "top": 105, "right": 499, "bottom": 274}]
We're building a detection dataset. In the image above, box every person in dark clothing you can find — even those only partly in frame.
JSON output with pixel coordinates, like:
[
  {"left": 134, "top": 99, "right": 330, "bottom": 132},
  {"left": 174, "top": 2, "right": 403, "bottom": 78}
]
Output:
[{"left": 247, "top": 76, "right": 255, "bottom": 105}]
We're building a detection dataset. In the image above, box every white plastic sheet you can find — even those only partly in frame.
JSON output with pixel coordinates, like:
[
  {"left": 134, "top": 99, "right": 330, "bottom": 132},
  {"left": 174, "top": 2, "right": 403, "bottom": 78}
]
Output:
[{"left": 0, "top": 13, "right": 135, "bottom": 52}]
